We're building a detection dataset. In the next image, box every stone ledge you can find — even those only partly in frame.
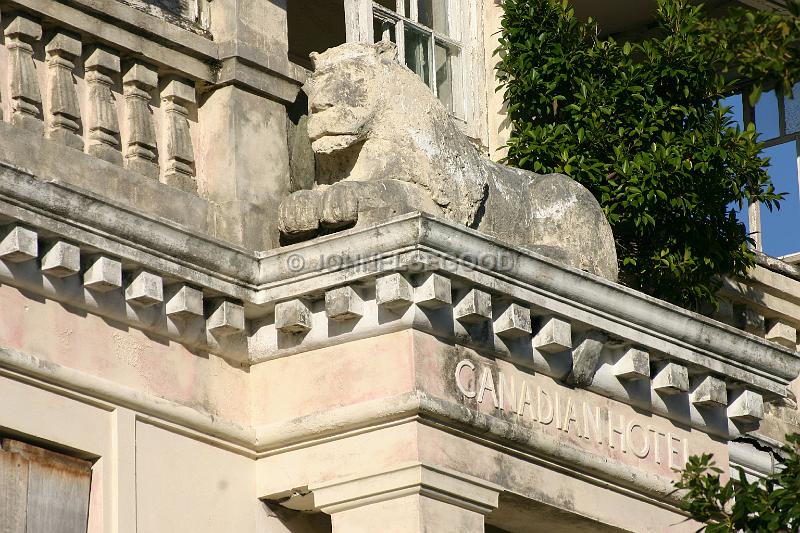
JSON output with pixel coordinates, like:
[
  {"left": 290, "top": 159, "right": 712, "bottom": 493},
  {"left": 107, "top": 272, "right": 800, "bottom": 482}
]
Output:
[
  {"left": 252, "top": 215, "right": 799, "bottom": 387},
  {"left": 308, "top": 463, "right": 502, "bottom": 515}
]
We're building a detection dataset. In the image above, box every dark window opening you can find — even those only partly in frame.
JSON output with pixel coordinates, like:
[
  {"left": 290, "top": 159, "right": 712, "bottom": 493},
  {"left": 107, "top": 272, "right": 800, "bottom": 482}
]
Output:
[{"left": 288, "top": 0, "right": 347, "bottom": 70}]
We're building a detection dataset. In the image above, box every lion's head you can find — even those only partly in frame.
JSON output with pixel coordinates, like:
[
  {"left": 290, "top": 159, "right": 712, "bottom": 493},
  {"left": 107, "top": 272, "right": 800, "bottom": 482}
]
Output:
[
  {"left": 305, "top": 41, "right": 399, "bottom": 155},
  {"left": 301, "top": 41, "right": 488, "bottom": 226}
]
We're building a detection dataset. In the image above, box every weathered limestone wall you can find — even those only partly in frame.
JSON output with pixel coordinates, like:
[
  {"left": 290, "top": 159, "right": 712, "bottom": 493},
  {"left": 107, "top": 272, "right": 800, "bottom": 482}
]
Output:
[
  {"left": 0, "top": 284, "right": 251, "bottom": 428},
  {"left": 0, "top": 371, "right": 261, "bottom": 533},
  {"left": 250, "top": 330, "right": 724, "bottom": 531}
]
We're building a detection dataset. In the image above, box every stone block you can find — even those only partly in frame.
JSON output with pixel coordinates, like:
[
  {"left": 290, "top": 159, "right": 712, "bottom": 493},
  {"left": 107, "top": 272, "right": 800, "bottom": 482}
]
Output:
[
  {"left": 165, "top": 285, "right": 204, "bottom": 319},
  {"left": 125, "top": 271, "right": 163, "bottom": 307},
  {"left": 569, "top": 331, "right": 607, "bottom": 387},
  {"left": 653, "top": 363, "right": 689, "bottom": 395},
  {"left": 85, "top": 48, "right": 120, "bottom": 72},
  {"left": 728, "top": 390, "right": 764, "bottom": 423},
  {"left": 415, "top": 273, "right": 452, "bottom": 309},
  {"left": 375, "top": 273, "right": 414, "bottom": 310},
  {"left": 765, "top": 319, "right": 797, "bottom": 349},
  {"left": 533, "top": 317, "right": 572, "bottom": 353},
  {"left": 4, "top": 15, "right": 41, "bottom": 40},
  {"left": 45, "top": 32, "right": 81, "bottom": 57},
  {"left": 41, "top": 241, "right": 80, "bottom": 278},
  {"left": 0, "top": 226, "right": 37, "bottom": 263},
  {"left": 275, "top": 299, "right": 313, "bottom": 334},
  {"left": 453, "top": 288, "right": 492, "bottom": 324},
  {"left": 162, "top": 79, "right": 196, "bottom": 104},
  {"left": 691, "top": 376, "right": 728, "bottom": 407},
  {"left": 123, "top": 63, "right": 158, "bottom": 88},
  {"left": 736, "top": 304, "right": 765, "bottom": 337},
  {"left": 494, "top": 303, "right": 532, "bottom": 339},
  {"left": 613, "top": 348, "right": 650, "bottom": 380},
  {"left": 208, "top": 300, "right": 245, "bottom": 336},
  {"left": 83, "top": 256, "right": 122, "bottom": 292},
  {"left": 325, "top": 286, "right": 364, "bottom": 321}
]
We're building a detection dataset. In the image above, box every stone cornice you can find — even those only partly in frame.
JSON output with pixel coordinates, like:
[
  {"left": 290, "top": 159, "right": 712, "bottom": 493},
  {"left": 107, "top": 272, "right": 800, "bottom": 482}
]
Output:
[{"left": 0, "top": 162, "right": 798, "bottom": 439}]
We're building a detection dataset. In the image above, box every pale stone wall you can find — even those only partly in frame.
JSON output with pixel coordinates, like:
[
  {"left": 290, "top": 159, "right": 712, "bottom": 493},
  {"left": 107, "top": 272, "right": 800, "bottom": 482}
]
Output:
[{"left": 484, "top": 0, "right": 512, "bottom": 159}]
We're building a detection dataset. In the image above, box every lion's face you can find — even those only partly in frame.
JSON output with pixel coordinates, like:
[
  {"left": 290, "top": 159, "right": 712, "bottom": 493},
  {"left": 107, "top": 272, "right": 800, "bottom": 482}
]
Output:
[{"left": 305, "top": 46, "right": 387, "bottom": 154}]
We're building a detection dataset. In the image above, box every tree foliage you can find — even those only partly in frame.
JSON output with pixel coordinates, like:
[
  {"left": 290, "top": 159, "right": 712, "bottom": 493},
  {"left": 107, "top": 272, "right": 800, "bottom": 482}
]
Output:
[
  {"left": 496, "top": 0, "right": 800, "bottom": 308},
  {"left": 676, "top": 434, "right": 800, "bottom": 531}
]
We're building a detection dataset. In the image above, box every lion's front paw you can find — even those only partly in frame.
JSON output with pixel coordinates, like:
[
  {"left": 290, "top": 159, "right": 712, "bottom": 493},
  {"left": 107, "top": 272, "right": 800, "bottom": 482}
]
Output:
[
  {"left": 278, "top": 189, "right": 323, "bottom": 237},
  {"left": 320, "top": 182, "right": 359, "bottom": 230},
  {"left": 279, "top": 183, "right": 361, "bottom": 241}
]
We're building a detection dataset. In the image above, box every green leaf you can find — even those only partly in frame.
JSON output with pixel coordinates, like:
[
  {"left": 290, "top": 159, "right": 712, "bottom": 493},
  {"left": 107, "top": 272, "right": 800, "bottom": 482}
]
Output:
[{"left": 495, "top": 0, "right": 791, "bottom": 309}]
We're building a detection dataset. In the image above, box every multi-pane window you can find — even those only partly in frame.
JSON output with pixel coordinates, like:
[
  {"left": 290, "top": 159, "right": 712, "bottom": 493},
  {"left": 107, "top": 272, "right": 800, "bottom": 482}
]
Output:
[
  {"left": 724, "top": 84, "right": 800, "bottom": 259},
  {"left": 371, "top": 0, "right": 463, "bottom": 116}
]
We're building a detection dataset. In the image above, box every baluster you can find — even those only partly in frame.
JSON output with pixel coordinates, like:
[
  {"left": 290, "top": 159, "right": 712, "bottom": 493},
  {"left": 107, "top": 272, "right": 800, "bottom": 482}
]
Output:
[
  {"left": 85, "top": 47, "right": 121, "bottom": 164},
  {"left": 4, "top": 14, "right": 43, "bottom": 133},
  {"left": 161, "top": 78, "right": 196, "bottom": 193},
  {"left": 45, "top": 32, "right": 82, "bottom": 149},
  {"left": 123, "top": 63, "right": 158, "bottom": 178}
]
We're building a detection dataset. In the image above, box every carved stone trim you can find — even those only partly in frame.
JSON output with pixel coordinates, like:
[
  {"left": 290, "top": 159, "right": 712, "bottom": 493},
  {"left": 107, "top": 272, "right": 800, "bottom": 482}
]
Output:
[
  {"left": 161, "top": 78, "right": 196, "bottom": 193},
  {"left": 122, "top": 63, "right": 158, "bottom": 178},
  {"left": 84, "top": 47, "right": 122, "bottom": 164},
  {"left": 4, "top": 14, "right": 43, "bottom": 133},
  {"left": 45, "top": 32, "right": 82, "bottom": 149},
  {"left": 309, "top": 463, "right": 501, "bottom": 515}
]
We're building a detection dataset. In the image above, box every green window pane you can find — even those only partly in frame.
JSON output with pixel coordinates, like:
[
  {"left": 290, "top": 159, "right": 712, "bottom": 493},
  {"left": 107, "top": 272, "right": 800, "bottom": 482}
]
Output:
[
  {"left": 417, "top": 0, "right": 448, "bottom": 34},
  {"left": 405, "top": 26, "right": 431, "bottom": 87},
  {"left": 435, "top": 43, "right": 453, "bottom": 112}
]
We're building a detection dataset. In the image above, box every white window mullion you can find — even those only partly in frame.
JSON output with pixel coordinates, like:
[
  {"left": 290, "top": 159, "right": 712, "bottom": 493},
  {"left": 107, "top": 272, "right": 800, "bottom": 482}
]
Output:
[
  {"left": 345, "top": 0, "right": 374, "bottom": 42},
  {"left": 396, "top": 19, "right": 406, "bottom": 60},
  {"left": 428, "top": 33, "right": 437, "bottom": 95}
]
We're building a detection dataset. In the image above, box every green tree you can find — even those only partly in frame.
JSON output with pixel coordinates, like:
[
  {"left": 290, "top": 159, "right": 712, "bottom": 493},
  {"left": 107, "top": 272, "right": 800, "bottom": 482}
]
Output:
[
  {"left": 676, "top": 434, "right": 800, "bottom": 531},
  {"left": 496, "top": 0, "right": 800, "bottom": 308}
]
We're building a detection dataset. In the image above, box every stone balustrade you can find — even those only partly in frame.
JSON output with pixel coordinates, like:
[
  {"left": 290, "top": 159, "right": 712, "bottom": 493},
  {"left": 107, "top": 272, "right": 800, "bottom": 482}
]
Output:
[
  {"left": 0, "top": 10, "right": 200, "bottom": 193},
  {"left": 718, "top": 254, "right": 800, "bottom": 353}
]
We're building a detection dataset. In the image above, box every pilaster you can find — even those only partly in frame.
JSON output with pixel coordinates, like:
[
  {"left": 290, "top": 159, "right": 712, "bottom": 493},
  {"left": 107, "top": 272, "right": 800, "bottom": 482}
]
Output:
[
  {"left": 311, "top": 463, "right": 500, "bottom": 533},
  {"left": 197, "top": 86, "right": 291, "bottom": 249}
]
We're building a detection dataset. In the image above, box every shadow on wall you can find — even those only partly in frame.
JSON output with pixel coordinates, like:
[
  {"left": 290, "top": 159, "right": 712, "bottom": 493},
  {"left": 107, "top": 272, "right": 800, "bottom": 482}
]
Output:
[{"left": 261, "top": 501, "right": 332, "bottom": 533}]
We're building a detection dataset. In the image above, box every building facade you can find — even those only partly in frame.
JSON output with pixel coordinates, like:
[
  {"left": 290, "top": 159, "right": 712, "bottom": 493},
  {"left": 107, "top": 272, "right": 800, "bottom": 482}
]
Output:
[{"left": 0, "top": 0, "right": 799, "bottom": 532}]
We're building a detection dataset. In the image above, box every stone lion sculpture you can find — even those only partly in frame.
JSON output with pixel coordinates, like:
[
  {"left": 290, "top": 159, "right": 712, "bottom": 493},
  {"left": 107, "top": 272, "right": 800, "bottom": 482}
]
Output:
[{"left": 279, "top": 41, "right": 618, "bottom": 281}]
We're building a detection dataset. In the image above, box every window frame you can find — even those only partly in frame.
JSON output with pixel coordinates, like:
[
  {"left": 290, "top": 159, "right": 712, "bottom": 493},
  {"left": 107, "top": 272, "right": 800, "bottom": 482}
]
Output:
[
  {"left": 371, "top": 1, "right": 464, "bottom": 117},
  {"left": 344, "top": 0, "right": 485, "bottom": 141},
  {"left": 735, "top": 86, "right": 800, "bottom": 257}
]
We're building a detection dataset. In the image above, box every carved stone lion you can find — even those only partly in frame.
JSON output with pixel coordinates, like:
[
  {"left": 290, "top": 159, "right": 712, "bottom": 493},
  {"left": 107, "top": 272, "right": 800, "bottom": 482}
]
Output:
[{"left": 279, "top": 42, "right": 618, "bottom": 281}]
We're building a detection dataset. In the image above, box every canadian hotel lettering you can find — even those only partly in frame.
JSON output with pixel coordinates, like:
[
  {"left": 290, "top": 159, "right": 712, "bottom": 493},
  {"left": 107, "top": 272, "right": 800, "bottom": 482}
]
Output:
[{"left": 455, "top": 360, "right": 690, "bottom": 470}]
